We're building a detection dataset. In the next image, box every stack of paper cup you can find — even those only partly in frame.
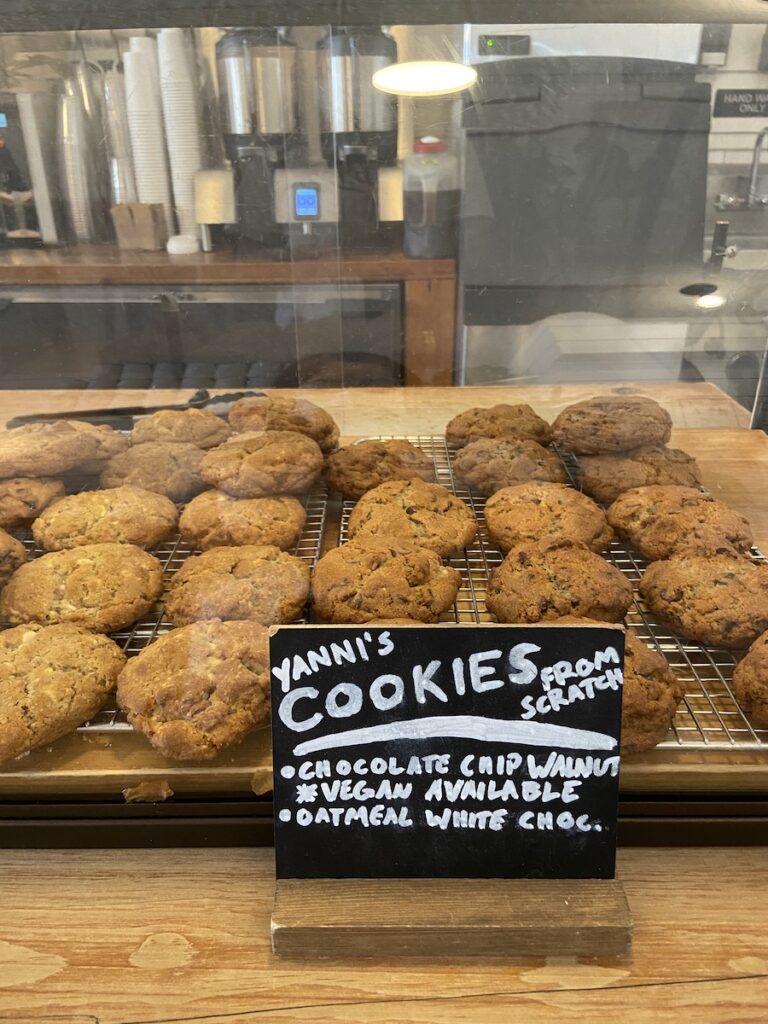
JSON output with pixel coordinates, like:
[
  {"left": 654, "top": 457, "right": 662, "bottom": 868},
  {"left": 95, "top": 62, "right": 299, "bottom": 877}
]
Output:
[
  {"left": 123, "top": 47, "right": 173, "bottom": 233},
  {"left": 129, "top": 36, "right": 161, "bottom": 106},
  {"left": 158, "top": 28, "right": 203, "bottom": 237}
]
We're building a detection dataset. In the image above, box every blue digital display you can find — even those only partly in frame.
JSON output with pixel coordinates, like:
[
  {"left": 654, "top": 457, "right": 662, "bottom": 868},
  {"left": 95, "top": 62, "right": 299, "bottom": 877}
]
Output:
[
  {"left": 294, "top": 185, "right": 319, "bottom": 219},
  {"left": 0, "top": 114, "right": 7, "bottom": 128}
]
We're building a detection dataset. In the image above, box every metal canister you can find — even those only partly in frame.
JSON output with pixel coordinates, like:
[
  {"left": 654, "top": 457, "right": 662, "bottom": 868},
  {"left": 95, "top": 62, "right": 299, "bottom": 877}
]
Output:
[
  {"left": 317, "top": 28, "right": 355, "bottom": 135},
  {"left": 317, "top": 28, "right": 397, "bottom": 137},
  {"left": 216, "top": 28, "right": 297, "bottom": 139},
  {"left": 354, "top": 34, "right": 397, "bottom": 134}
]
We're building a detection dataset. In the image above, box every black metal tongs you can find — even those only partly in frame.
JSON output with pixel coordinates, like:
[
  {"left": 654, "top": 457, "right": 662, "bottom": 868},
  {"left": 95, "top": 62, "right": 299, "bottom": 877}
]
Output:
[{"left": 6, "top": 389, "right": 266, "bottom": 431}]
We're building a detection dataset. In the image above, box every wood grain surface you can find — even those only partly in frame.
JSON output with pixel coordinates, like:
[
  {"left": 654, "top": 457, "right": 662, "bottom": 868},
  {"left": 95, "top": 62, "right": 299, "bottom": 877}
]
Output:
[
  {"left": 0, "top": 382, "right": 764, "bottom": 797},
  {"left": 0, "top": 847, "right": 766, "bottom": 1022},
  {"left": 0, "top": 380, "right": 751, "bottom": 433},
  {"left": 272, "top": 877, "right": 632, "bottom": 958},
  {"left": 403, "top": 278, "right": 456, "bottom": 386},
  {"left": 0, "top": 244, "right": 455, "bottom": 285}
]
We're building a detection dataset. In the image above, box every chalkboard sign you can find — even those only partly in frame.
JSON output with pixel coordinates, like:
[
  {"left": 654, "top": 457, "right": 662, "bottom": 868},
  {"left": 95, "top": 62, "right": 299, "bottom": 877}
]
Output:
[
  {"left": 270, "top": 624, "right": 625, "bottom": 881},
  {"left": 714, "top": 88, "right": 768, "bottom": 118}
]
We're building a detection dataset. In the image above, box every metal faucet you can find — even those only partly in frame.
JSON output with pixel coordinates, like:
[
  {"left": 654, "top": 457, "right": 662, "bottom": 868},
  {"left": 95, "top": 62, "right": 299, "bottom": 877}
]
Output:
[
  {"left": 748, "top": 126, "right": 768, "bottom": 206},
  {"left": 716, "top": 126, "right": 768, "bottom": 210}
]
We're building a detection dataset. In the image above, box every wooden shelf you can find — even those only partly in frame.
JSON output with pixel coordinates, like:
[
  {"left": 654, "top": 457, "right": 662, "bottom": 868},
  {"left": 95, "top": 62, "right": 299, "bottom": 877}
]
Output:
[{"left": 0, "top": 244, "right": 455, "bottom": 287}]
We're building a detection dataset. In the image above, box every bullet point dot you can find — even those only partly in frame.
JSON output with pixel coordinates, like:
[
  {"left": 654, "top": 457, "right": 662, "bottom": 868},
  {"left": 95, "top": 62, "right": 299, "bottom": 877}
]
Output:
[
  {"left": 281, "top": 765, "right": 295, "bottom": 779},
  {"left": 278, "top": 809, "right": 292, "bottom": 822}
]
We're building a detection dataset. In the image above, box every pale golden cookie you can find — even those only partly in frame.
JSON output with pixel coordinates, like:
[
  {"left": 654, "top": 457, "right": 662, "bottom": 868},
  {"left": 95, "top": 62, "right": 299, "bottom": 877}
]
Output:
[
  {"left": 0, "top": 543, "right": 164, "bottom": 633},
  {"left": 179, "top": 491, "right": 306, "bottom": 550},
  {"left": 165, "top": 545, "right": 310, "bottom": 626},
  {"left": 131, "top": 408, "right": 231, "bottom": 449},
  {"left": 116, "top": 619, "right": 271, "bottom": 762},
  {"left": 32, "top": 486, "right": 178, "bottom": 551},
  {"left": 100, "top": 442, "right": 206, "bottom": 502},
  {"left": 0, "top": 623, "right": 125, "bottom": 765},
  {"left": 200, "top": 431, "right": 323, "bottom": 498},
  {"left": 228, "top": 395, "right": 339, "bottom": 452}
]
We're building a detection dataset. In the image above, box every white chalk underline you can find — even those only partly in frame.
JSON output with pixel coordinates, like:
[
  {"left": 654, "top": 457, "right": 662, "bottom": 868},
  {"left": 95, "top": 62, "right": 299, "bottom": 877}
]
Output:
[{"left": 291, "top": 716, "right": 617, "bottom": 757}]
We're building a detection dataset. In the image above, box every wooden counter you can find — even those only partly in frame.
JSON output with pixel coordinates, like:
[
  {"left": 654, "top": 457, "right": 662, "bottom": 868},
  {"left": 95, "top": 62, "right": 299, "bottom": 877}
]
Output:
[
  {"left": 0, "top": 381, "right": 765, "bottom": 798},
  {"left": 0, "top": 379, "right": 751, "bottom": 435},
  {"left": 1, "top": 845, "right": 767, "bottom": 1022}
]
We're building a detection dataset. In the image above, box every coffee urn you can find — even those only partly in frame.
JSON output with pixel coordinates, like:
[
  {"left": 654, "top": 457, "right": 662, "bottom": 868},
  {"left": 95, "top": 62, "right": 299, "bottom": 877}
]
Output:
[
  {"left": 317, "top": 27, "right": 398, "bottom": 249},
  {"left": 216, "top": 27, "right": 299, "bottom": 251}
]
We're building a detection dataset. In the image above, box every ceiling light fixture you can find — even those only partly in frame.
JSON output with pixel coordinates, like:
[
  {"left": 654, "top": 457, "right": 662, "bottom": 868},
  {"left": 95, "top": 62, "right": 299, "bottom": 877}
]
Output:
[
  {"left": 696, "top": 293, "right": 727, "bottom": 309},
  {"left": 372, "top": 60, "right": 478, "bottom": 97}
]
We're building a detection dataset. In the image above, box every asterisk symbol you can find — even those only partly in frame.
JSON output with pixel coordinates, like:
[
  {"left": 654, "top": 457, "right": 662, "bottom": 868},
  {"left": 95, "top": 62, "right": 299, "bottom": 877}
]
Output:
[{"left": 296, "top": 783, "right": 318, "bottom": 804}]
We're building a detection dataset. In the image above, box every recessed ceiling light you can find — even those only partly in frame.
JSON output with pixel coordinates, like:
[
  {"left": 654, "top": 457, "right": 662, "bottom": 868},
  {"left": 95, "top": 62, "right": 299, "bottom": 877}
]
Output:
[
  {"left": 372, "top": 61, "right": 478, "bottom": 97},
  {"left": 696, "top": 293, "right": 727, "bottom": 309}
]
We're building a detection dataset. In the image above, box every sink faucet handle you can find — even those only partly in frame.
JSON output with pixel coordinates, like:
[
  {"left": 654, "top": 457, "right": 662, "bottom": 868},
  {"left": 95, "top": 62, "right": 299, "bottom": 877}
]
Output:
[{"left": 715, "top": 193, "right": 747, "bottom": 211}]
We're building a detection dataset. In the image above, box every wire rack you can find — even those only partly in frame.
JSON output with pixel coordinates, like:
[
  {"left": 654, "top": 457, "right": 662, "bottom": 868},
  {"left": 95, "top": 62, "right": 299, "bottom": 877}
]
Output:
[
  {"left": 8, "top": 485, "right": 329, "bottom": 733},
  {"left": 339, "top": 436, "right": 768, "bottom": 752}
]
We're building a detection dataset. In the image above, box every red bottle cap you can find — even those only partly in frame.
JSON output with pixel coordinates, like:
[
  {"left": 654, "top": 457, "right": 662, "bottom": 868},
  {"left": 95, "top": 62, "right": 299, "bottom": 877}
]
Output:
[{"left": 413, "top": 136, "right": 446, "bottom": 154}]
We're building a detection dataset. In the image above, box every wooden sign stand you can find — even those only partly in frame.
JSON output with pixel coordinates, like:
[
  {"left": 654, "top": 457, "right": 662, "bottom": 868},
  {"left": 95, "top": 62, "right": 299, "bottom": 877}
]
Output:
[
  {"left": 271, "top": 877, "right": 632, "bottom": 958},
  {"left": 270, "top": 623, "right": 632, "bottom": 960}
]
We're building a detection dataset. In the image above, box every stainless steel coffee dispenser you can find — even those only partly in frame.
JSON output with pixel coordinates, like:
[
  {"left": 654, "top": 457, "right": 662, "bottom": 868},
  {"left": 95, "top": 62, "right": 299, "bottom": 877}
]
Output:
[
  {"left": 216, "top": 27, "right": 299, "bottom": 250},
  {"left": 317, "top": 27, "right": 398, "bottom": 248}
]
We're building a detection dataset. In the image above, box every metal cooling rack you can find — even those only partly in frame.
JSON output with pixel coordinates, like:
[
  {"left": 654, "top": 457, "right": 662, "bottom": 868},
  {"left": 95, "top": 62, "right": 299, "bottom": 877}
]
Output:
[
  {"left": 340, "top": 436, "right": 768, "bottom": 752},
  {"left": 7, "top": 486, "right": 328, "bottom": 734}
]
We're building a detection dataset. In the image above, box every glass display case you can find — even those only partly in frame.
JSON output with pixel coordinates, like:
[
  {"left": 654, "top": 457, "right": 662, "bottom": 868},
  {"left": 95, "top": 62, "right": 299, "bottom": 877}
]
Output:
[{"left": 1, "top": 0, "right": 767, "bottom": 846}]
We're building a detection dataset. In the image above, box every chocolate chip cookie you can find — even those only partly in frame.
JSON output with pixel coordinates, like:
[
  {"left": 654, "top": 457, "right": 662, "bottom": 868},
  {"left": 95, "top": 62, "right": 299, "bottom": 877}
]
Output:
[
  {"left": 179, "top": 490, "right": 306, "bottom": 551},
  {"left": 576, "top": 445, "right": 702, "bottom": 505},
  {"left": 621, "top": 629, "right": 684, "bottom": 753},
  {"left": 165, "top": 544, "right": 310, "bottom": 626},
  {"left": 557, "top": 617, "right": 683, "bottom": 753},
  {"left": 0, "top": 477, "right": 66, "bottom": 529},
  {"left": 486, "top": 538, "right": 633, "bottom": 623},
  {"left": 732, "top": 630, "right": 768, "bottom": 728},
  {"left": 0, "top": 542, "right": 164, "bottom": 633},
  {"left": 446, "top": 404, "right": 552, "bottom": 447},
  {"left": 324, "top": 440, "right": 434, "bottom": 500},
  {"left": 0, "top": 529, "right": 26, "bottom": 588},
  {"left": 453, "top": 438, "right": 567, "bottom": 495},
  {"left": 608, "top": 485, "right": 752, "bottom": 560},
  {"left": 228, "top": 394, "right": 339, "bottom": 452},
  {"left": 640, "top": 553, "right": 768, "bottom": 649},
  {"left": 131, "top": 408, "right": 231, "bottom": 449},
  {"left": 485, "top": 482, "right": 613, "bottom": 554},
  {"left": 32, "top": 486, "right": 178, "bottom": 552},
  {"left": 552, "top": 396, "right": 672, "bottom": 455},
  {"left": 100, "top": 442, "right": 206, "bottom": 502},
  {"left": 200, "top": 431, "right": 323, "bottom": 498},
  {"left": 0, "top": 623, "right": 126, "bottom": 765},
  {"left": 348, "top": 479, "right": 477, "bottom": 558},
  {"left": 312, "top": 539, "right": 460, "bottom": 623},
  {"left": 0, "top": 420, "right": 127, "bottom": 477},
  {"left": 116, "top": 618, "right": 271, "bottom": 762}
]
